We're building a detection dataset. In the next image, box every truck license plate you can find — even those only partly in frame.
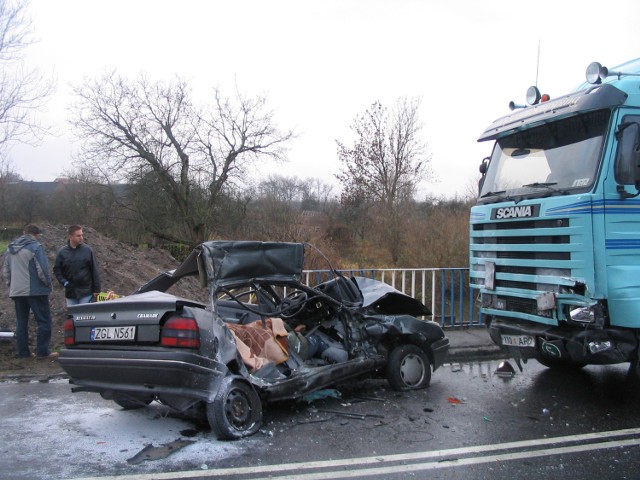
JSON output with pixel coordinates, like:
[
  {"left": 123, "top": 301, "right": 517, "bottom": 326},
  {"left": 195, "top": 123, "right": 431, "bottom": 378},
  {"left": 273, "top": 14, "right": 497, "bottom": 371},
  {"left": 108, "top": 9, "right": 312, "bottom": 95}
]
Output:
[
  {"left": 501, "top": 334, "right": 535, "bottom": 347},
  {"left": 91, "top": 326, "right": 136, "bottom": 341}
]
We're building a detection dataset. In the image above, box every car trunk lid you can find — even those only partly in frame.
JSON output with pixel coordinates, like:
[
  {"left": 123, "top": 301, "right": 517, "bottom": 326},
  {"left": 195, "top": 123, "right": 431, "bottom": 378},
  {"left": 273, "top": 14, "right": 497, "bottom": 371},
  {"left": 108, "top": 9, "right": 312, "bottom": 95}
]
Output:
[{"left": 68, "top": 291, "right": 206, "bottom": 345}]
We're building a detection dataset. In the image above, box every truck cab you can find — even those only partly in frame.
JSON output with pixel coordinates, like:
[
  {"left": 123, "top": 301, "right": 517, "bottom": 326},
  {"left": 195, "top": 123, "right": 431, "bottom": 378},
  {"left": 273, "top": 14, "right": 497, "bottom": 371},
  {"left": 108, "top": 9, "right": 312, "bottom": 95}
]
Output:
[{"left": 470, "top": 58, "right": 640, "bottom": 371}]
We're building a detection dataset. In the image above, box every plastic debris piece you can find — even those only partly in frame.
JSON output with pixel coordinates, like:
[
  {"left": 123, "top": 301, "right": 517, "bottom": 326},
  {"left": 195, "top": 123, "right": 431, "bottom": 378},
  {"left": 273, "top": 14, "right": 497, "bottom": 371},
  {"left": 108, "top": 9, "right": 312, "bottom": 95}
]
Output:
[
  {"left": 447, "top": 397, "right": 462, "bottom": 405},
  {"left": 496, "top": 361, "right": 516, "bottom": 377},
  {"left": 127, "top": 439, "right": 195, "bottom": 464},
  {"left": 483, "top": 416, "right": 491, "bottom": 422},
  {"left": 303, "top": 389, "right": 342, "bottom": 404}
]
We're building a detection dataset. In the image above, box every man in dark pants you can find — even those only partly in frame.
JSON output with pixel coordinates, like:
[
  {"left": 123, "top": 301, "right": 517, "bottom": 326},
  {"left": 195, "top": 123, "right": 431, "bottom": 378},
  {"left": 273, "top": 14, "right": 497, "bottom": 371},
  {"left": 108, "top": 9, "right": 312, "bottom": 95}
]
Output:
[
  {"left": 54, "top": 225, "right": 101, "bottom": 306},
  {"left": 1, "top": 224, "right": 56, "bottom": 359}
]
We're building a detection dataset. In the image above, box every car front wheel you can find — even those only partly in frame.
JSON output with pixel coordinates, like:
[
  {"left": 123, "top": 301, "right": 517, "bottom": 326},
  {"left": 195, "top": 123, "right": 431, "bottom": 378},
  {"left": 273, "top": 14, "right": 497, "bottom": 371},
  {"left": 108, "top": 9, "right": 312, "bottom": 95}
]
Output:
[
  {"left": 206, "top": 376, "right": 262, "bottom": 440},
  {"left": 386, "top": 344, "right": 432, "bottom": 391}
]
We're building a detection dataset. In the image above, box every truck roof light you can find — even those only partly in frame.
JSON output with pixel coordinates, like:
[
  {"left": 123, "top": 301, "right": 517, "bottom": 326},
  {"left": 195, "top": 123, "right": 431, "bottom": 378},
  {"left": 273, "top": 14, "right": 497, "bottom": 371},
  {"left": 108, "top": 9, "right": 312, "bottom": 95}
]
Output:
[
  {"left": 586, "top": 62, "right": 607, "bottom": 84},
  {"left": 541, "top": 93, "right": 550, "bottom": 102},
  {"left": 526, "top": 86, "right": 541, "bottom": 105},
  {"left": 586, "top": 60, "right": 640, "bottom": 85}
]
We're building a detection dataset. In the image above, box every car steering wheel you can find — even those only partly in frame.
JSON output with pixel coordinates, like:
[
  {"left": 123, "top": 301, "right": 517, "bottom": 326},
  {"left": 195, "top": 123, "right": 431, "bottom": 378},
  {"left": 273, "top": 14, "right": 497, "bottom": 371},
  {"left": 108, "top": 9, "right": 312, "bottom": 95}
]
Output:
[{"left": 279, "top": 290, "right": 308, "bottom": 319}]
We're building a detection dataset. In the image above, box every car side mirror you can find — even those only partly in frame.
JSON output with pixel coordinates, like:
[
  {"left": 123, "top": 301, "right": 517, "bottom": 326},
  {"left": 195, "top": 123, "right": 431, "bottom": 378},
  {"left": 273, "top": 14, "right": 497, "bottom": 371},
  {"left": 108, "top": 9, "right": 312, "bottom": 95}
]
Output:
[{"left": 614, "top": 121, "right": 640, "bottom": 193}]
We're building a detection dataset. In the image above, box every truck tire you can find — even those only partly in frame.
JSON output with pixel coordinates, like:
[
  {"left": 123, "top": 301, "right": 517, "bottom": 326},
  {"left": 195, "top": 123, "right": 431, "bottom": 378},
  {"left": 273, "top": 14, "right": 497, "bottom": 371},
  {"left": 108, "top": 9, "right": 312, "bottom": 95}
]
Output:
[
  {"left": 386, "top": 344, "right": 432, "bottom": 391},
  {"left": 206, "top": 376, "right": 262, "bottom": 440}
]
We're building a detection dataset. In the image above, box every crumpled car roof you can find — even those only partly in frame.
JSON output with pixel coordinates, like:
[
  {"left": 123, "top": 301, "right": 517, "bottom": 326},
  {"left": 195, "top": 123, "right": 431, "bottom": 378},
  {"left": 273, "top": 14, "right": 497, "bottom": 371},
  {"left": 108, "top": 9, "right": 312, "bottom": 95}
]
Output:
[
  {"left": 134, "top": 241, "right": 304, "bottom": 294},
  {"left": 200, "top": 241, "right": 304, "bottom": 290}
]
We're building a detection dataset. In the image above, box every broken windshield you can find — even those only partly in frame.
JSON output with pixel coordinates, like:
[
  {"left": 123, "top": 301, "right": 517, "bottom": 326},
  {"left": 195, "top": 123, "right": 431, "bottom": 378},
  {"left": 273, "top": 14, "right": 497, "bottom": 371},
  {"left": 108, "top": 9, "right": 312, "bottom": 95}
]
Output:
[{"left": 478, "top": 109, "right": 610, "bottom": 202}]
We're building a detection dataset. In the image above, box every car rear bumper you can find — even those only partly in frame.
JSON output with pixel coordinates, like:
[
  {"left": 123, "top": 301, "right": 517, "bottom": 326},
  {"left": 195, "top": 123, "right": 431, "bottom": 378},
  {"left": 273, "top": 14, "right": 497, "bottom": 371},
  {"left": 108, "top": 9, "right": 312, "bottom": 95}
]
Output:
[{"left": 59, "top": 348, "right": 228, "bottom": 402}]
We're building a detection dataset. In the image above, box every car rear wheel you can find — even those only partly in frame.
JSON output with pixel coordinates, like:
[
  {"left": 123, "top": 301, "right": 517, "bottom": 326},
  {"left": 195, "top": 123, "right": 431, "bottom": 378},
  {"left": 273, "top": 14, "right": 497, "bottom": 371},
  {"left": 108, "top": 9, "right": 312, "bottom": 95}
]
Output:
[
  {"left": 386, "top": 344, "right": 432, "bottom": 391},
  {"left": 101, "top": 392, "right": 154, "bottom": 410},
  {"left": 206, "top": 376, "right": 262, "bottom": 440}
]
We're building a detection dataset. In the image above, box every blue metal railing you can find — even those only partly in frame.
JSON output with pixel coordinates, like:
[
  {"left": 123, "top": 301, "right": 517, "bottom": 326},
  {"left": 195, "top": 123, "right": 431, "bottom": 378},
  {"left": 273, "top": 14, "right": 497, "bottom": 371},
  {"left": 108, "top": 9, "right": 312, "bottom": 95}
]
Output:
[{"left": 303, "top": 268, "right": 482, "bottom": 328}]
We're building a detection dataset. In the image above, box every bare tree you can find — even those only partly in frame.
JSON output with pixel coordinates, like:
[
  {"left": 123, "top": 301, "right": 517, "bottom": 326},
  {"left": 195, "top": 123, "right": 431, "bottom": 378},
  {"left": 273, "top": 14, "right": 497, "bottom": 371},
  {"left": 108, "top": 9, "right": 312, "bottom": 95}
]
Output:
[
  {"left": 0, "top": 0, "right": 53, "bottom": 161},
  {"left": 336, "top": 97, "right": 432, "bottom": 263},
  {"left": 69, "top": 72, "right": 294, "bottom": 244},
  {"left": 0, "top": 161, "right": 20, "bottom": 223}
]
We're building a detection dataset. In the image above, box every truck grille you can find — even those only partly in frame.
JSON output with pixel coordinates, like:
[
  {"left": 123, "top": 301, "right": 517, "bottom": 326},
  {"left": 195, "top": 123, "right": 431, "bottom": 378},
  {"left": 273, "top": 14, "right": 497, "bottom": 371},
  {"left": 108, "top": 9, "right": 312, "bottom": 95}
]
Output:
[{"left": 470, "top": 218, "right": 572, "bottom": 291}]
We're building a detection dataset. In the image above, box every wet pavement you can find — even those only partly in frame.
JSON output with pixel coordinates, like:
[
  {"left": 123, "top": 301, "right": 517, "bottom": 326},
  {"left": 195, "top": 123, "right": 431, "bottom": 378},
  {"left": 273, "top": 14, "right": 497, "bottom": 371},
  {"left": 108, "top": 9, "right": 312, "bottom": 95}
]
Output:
[{"left": 3, "top": 327, "right": 640, "bottom": 479}]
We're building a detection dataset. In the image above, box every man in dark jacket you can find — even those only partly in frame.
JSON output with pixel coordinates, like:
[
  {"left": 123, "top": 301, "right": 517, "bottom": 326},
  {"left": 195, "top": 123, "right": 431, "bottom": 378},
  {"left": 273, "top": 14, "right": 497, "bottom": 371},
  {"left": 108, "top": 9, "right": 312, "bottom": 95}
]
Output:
[
  {"left": 1, "top": 224, "right": 56, "bottom": 359},
  {"left": 53, "top": 225, "right": 101, "bottom": 306}
]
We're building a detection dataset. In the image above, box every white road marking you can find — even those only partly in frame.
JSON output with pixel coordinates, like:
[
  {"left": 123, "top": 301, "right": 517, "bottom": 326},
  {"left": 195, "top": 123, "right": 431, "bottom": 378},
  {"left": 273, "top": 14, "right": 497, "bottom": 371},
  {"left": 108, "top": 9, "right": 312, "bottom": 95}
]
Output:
[{"left": 69, "top": 427, "right": 640, "bottom": 480}]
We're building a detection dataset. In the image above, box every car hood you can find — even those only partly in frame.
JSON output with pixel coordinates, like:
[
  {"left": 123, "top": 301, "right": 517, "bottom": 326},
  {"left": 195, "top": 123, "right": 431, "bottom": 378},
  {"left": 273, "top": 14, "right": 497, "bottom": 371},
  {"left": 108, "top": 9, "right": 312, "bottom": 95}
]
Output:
[{"left": 353, "top": 276, "right": 432, "bottom": 317}]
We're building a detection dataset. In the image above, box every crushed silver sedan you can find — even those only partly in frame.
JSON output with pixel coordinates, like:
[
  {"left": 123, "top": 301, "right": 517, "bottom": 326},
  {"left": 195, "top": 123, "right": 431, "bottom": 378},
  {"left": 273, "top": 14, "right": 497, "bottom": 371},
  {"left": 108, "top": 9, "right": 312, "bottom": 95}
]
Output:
[{"left": 59, "top": 241, "right": 449, "bottom": 439}]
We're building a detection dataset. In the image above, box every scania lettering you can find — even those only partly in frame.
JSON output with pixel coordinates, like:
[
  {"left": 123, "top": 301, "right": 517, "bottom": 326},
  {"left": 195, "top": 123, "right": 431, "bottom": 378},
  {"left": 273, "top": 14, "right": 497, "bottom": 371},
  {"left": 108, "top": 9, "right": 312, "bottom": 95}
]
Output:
[
  {"left": 494, "top": 205, "right": 536, "bottom": 220},
  {"left": 470, "top": 58, "right": 640, "bottom": 374}
]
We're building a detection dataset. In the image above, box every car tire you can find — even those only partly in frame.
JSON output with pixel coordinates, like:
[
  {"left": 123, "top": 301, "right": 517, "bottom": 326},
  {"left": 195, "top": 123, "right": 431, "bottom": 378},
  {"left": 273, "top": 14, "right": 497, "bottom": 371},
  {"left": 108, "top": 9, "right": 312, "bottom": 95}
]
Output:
[
  {"left": 102, "top": 392, "right": 154, "bottom": 410},
  {"left": 535, "top": 352, "right": 586, "bottom": 370},
  {"left": 386, "top": 344, "right": 432, "bottom": 391},
  {"left": 206, "top": 376, "right": 262, "bottom": 440}
]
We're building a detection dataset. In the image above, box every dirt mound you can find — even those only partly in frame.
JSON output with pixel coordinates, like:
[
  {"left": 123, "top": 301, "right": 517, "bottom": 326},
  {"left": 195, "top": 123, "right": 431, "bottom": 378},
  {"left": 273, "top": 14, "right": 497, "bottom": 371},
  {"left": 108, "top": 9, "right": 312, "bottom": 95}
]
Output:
[{"left": 0, "top": 223, "right": 195, "bottom": 378}]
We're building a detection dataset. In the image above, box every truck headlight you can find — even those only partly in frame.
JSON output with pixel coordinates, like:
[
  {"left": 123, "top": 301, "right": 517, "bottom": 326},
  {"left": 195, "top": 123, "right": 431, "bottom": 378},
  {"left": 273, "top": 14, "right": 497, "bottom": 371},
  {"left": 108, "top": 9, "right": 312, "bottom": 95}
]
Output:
[{"left": 588, "top": 340, "right": 613, "bottom": 354}]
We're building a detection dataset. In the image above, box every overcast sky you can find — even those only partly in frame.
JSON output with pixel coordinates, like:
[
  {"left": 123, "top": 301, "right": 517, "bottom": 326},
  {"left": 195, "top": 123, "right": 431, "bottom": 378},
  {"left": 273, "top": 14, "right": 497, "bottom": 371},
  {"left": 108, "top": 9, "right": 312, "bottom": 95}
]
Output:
[{"left": 9, "top": 0, "right": 640, "bottom": 199}]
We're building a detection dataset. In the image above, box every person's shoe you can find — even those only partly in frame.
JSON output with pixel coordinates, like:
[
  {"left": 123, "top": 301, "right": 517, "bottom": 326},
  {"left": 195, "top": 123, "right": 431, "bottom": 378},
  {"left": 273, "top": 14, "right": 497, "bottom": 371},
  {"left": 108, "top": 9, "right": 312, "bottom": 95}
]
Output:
[{"left": 36, "top": 352, "right": 59, "bottom": 361}]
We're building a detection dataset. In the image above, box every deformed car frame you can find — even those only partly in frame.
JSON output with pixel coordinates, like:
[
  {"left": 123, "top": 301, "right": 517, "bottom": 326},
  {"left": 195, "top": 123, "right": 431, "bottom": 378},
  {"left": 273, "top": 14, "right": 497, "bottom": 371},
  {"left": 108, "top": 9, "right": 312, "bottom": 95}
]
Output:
[{"left": 59, "top": 241, "right": 450, "bottom": 439}]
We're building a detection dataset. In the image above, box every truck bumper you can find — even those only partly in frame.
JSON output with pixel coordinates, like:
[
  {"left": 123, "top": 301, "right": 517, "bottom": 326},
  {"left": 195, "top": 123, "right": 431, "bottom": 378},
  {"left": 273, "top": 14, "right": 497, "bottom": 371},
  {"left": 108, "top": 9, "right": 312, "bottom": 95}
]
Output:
[{"left": 488, "top": 318, "right": 638, "bottom": 365}]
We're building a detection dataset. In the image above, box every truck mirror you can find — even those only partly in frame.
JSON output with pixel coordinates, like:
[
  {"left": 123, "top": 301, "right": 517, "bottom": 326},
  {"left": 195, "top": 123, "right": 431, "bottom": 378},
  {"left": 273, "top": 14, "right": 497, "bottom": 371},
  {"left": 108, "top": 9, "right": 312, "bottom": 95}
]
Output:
[
  {"left": 478, "top": 157, "right": 490, "bottom": 194},
  {"left": 614, "top": 121, "right": 640, "bottom": 189},
  {"left": 479, "top": 157, "right": 490, "bottom": 175}
]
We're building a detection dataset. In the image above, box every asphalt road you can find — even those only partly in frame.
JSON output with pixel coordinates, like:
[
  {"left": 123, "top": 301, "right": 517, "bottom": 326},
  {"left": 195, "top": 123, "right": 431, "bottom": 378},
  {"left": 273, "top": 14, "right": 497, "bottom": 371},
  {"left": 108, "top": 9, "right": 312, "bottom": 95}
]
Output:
[{"left": 2, "top": 355, "right": 640, "bottom": 480}]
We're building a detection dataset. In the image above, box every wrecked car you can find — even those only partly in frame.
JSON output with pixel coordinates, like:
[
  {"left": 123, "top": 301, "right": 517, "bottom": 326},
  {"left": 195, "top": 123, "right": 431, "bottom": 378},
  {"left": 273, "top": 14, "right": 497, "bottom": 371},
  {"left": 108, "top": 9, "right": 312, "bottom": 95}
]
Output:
[{"left": 59, "top": 241, "right": 449, "bottom": 439}]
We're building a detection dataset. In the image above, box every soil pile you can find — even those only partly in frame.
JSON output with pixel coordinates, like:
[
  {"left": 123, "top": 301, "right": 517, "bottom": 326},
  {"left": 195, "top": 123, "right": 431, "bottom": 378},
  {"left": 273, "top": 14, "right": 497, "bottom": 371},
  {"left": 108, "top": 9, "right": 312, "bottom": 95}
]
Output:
[{"left": 0, "top": 223, "right": 198, "bottom": 379}]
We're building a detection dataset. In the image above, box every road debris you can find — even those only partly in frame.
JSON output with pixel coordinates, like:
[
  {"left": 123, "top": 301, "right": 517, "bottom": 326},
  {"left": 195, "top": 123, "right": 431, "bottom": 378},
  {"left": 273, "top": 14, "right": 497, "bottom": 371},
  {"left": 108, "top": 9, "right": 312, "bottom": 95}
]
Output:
[
  {"left": 496, "top": 360, "right": 516, "bottom": 378},
  {"left": 126, "top": 439, "right": 195, "bottom": 464}
]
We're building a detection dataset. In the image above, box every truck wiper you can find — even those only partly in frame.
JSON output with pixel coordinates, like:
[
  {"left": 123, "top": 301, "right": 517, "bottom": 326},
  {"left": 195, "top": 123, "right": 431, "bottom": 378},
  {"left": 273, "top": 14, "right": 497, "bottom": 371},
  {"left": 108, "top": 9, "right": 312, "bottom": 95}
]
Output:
[
  {"left": 522, "top": 182, "right": 558, "bottom": 188},
  {"left": 522, "top": 182, "right": 569, "bottom": 196},
  {"left": 480, "top": 190, "right": 506, "bottom": 198}
]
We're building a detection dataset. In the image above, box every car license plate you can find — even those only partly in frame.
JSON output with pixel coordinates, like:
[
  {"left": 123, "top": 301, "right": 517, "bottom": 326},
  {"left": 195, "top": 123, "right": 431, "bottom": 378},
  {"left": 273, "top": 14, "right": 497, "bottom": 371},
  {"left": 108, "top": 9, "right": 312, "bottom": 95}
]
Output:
[
  {"left": 501, "top": 334, "right": 535, "bottom": 347},
  {"left": 91, "top": 326, "right": 136, "bottom": 341}
]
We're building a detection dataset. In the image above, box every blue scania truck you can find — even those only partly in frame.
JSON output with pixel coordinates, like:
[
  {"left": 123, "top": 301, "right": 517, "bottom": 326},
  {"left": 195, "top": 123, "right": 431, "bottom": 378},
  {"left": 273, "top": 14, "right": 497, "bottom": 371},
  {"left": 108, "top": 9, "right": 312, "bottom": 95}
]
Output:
[{"left": 470, "top": 58, "right": 640, "bottom": 372}]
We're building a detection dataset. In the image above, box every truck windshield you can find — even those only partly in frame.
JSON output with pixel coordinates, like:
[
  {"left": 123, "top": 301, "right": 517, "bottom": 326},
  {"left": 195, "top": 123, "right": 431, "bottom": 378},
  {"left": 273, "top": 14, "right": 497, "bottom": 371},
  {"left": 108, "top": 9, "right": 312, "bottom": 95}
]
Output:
[{"left": 479, "top": 109, "right": 610, "bottom": 202}]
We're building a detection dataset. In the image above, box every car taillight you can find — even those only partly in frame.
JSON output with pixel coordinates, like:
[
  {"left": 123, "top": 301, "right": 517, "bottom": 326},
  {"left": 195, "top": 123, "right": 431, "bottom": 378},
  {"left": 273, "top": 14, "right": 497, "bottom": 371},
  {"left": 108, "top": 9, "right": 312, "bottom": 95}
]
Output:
[
  {"left": 64, "top": 319, "right": 75, "bottom": 346},
  {"left": 161, "top": 317, "right": 200, "bottom": 348}
]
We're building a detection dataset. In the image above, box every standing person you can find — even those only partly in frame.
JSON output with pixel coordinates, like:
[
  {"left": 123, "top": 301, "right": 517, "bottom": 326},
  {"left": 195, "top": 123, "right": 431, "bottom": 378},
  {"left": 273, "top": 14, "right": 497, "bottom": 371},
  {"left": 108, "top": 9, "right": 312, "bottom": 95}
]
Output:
[
  {"left": 54, "top": 225, "right": 101, "bottom": 306},
  {"left": 1, "top": 224, "right": 56, "bottom": 359}
]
